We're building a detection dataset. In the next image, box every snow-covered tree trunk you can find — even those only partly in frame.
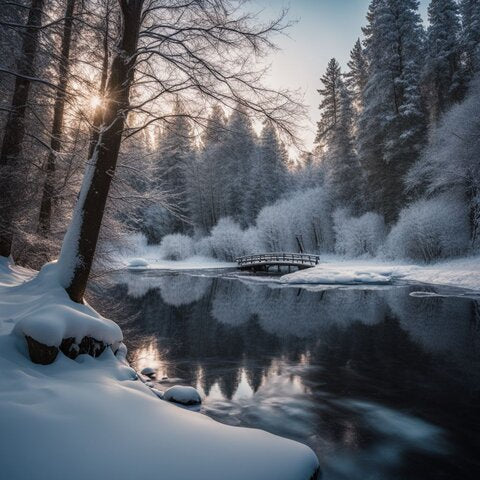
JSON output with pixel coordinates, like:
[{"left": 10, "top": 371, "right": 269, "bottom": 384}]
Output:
[
  {"left": 57, "top": 0, "right": 143, "bottom": 303},
  {"left": 0, "top": 0, "right": 45, "bottom": 257},
  {"left": 37, "top": 0, "right": 77, "bottom": 236}
]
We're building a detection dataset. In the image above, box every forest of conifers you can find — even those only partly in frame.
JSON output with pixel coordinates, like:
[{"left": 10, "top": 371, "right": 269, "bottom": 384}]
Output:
[{"left": 1, "top": 0, "right": 479, "bottom": 301}]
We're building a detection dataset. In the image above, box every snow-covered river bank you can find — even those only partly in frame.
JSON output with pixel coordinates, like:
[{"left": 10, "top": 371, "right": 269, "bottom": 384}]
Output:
[{"left": 121, "top": 252, "right": 480, "bottom": 292}]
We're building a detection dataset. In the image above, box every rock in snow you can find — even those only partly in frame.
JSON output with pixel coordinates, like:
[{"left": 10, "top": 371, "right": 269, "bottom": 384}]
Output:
[
  {"left": 163, "top": 385, "right": 202, "bottom": 405},
  {"left": 141, "top": 367, "right": 156, "bottom": 378}
]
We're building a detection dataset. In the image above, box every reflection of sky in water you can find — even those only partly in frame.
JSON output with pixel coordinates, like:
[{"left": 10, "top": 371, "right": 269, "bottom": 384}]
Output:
[{"left": 94, "top": 271, "right": 480, "bottom": 480}]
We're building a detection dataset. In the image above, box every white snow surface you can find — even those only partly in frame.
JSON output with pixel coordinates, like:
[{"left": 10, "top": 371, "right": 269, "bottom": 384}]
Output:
[
  {"left": 164, "top": 385, "right": 202, "bottom": 405},
  {"left": 0, "top": 257, "right": 319, "bottom": 480},
  {"left": 125, "top": 256, "right": 235, "bottom": 270},
  {"left": 280, "top": 255, "right": 480, "bottom": 292},
  {"left": 56, "top": 150, "right": 98, "bottom": 288},
  {"left": 1, "top": 260, "right": 122, "bottom": 347},
  {"left": 117, "top": 234, "right": 235, "bottom": 270}
]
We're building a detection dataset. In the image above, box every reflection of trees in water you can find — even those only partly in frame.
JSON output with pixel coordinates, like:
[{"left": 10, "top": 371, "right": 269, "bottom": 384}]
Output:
[
  {"left": 114, "top": 270, "right": 212, "bottom": 306},
  {"left": 102, "top": 274, "right": 480, "bottom": 404},
  {"left": 387, "top": 290, "right": 471, "bottom": 352},
  {"left": 211, "top": 283, "right": 387, "bottom": 337},
  {"left": 211, "top": 280, "right": 255, "bottom": 326},
  {"left": 159, "top": 275, "right": 212, "bottom": 307},
  {"left": 387, "top": 291, "right": 480, "bottom": 387}
]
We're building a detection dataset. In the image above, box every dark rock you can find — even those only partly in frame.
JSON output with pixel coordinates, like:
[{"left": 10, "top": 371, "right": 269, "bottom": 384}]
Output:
[
  {"left": 78, "top": 336, "right": 106, "bottom": 357},
  {"left": 141, "top": 367, "right": 156, "bottom": 378},
  {"left": 25, "top": 336, "right": 58, "bottom": 365},
  {"left": 25, "top": 335, "right": 107, "bottom": 364},
  {"left": 59, "top": 337, "right": 78, "bottom": 359}
]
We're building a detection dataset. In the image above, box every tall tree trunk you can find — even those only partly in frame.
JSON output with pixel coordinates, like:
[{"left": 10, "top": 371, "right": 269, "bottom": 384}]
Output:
[
  {"left": 37, "top": 0, "right": 76, "bottom": 236},
  {"left": 57, "top": 0, "right": 143, "bottom": 303},
  {"left": 88, "top": 6, "right": 110, "bottom": 159},
  {"left": 0, "top": 0, "right": 45, "bottom": 257}
]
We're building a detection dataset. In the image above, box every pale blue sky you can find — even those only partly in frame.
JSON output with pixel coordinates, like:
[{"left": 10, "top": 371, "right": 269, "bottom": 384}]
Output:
[{"left": 253, "top": 0, "right": 429, "bottom": 149}]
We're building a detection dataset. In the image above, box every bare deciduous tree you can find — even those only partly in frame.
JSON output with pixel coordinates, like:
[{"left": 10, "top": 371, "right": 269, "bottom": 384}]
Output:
[
  {"left": 0, "top": 0, "right": 45, "bottom": 257},
  {"left": 56, "top": 0, "right": 301, "bottom": 302}
]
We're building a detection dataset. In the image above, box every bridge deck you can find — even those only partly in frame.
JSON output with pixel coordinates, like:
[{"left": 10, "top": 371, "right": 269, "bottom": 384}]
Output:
[{"left": 236, "top": 253, "right": 320, "bottom": 271}]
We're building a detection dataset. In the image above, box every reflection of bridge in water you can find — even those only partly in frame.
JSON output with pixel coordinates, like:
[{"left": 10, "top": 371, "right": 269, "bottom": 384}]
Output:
[{"left": 236, "top": 253, "right": 321, "bottom": 273}]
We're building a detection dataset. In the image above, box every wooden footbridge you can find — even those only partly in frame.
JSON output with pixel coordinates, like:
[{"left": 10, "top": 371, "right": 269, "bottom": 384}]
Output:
[{"left": 236, "top": 253, "right": 320, "bottom": 273}]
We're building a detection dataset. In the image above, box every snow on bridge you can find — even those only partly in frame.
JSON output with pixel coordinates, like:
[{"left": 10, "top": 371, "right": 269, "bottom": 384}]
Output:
[{"left": 236, "top": 253, "right": 321, "bottom": 272}]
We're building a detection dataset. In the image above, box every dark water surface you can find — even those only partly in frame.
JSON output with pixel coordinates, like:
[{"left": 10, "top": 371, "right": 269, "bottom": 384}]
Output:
[{"left": 90, "top": 270, "right": 480, "bottom": 480}]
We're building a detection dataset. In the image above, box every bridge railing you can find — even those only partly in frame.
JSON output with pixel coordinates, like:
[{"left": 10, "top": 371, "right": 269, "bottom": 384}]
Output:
[{"left": 235, "top": 253, "right": 320, "bottom": 266}]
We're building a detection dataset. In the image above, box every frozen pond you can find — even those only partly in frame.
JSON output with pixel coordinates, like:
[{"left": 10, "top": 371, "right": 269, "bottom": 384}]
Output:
[{"left": 90, "top": 270, "right": 480, "bottom": 480}]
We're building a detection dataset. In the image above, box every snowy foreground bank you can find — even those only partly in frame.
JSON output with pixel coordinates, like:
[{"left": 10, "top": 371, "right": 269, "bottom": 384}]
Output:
[{"left": 0, "top": 258, "right": 319, "bottom": 480}]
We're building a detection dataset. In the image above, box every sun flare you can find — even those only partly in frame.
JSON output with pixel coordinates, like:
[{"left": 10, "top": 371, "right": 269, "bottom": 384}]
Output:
[{"left": 89, "top": 95, "right": 102, "bottom": 109}]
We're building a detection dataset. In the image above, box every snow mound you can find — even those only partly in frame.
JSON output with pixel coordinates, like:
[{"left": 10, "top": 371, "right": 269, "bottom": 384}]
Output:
[
  {"left": 128, "top": 258, "right": 149, "bottom": 268},
  {"left": 9, "top": 262, "right": 122, "bottom": 349},
  {"left": 281, "top": 265, "right": 392, "bottom": 285},
  {"left": 151, "top": 387, "right": 164, "bottom": 399},
  {"left": 164, "top": 385, "right": 202, "bottom": 405}
]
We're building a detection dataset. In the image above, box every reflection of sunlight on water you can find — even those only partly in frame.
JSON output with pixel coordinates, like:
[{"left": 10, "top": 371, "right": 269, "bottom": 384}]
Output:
[
  {"left": 131, "top": 340, "right": 165, "bottom": 375},
  {"left": 197, "top": 361, "right": 310, "bottom": 403},
  {"left": 233, "top": 369, "right": 254, "bottom": 400}
]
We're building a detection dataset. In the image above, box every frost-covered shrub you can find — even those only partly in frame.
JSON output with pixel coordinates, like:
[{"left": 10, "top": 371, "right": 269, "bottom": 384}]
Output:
[
  {"left": 159, "top": 234, "right": 195, "bottom": 260},
  {"left": 333, "top": 209, "right": 386, "bottom": 257},
  {"left": 385, "top": 196, "right": 470, "bottom": 262},
  {"left": 255, "top": 187, "right": 334, "bottom": 253},
  {"left": 194, "top": 236, "right": 214, "bottom": 257},
  {"left": 242, "top": 227, "right": 262, "bottom": 254},
  {"left": 209, "top": 218, "right": 251, "bottom": 261},
  {"left": 407, "top": 77, "right": 480, "bottom": 250}
]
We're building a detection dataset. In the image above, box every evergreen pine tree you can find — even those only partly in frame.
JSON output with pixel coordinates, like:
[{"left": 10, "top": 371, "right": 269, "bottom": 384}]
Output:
[
  {"left": 155, "top": 99, "right": 194, "bottom": 234},
  {"left": 345, "top": 39, "right": 368, "bottom": 114},
  {"left": 460, "top": 0, "right": 480, "bottom": 77},
  {"left": 315, "top": 59, "right": 363, "bottom": 213},
  {"left": 315, "top": 58, "right": 342, "bottom": 151},
  {"left": 424, "top": 0, "right": 464, "bottom": 123},
  {"left": 358, "top": 0, "right": 427, "bottom": 223},
  {"left": 247, "top": 121, "right": 288, "bottom": 218},
  {"left": 324, "top": 82, "right": 364, "bottom": 213},
  {"left": 194, "top": 105, "right": 228, "bottom": 232},
  {"left": 222, "top": 106, "right": 257, "bottom": 225}
]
